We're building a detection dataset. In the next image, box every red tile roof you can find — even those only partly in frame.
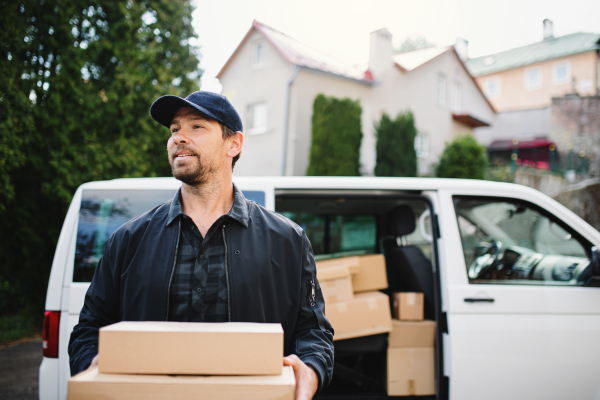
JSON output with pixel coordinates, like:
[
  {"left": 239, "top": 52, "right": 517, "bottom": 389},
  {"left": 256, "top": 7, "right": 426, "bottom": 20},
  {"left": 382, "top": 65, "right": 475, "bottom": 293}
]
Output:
[{"left": 217, "top": 20, "right": 374, "bottom": 83}]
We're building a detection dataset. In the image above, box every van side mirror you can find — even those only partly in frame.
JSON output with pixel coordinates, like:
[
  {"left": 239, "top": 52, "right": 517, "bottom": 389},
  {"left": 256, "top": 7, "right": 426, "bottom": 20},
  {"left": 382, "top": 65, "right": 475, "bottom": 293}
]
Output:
[{"left": 587, "top": 247, "right": 600, "bottom": 287}]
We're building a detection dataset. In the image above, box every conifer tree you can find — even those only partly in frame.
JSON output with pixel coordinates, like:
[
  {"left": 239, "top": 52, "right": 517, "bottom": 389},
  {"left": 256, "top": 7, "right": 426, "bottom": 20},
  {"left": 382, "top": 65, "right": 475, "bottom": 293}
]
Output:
[
  {"left": 374, "top": 111, "right": 417, "bottom": 177},
  {"left": 307, "top": 94, "right": 362, "bottom": 176}
]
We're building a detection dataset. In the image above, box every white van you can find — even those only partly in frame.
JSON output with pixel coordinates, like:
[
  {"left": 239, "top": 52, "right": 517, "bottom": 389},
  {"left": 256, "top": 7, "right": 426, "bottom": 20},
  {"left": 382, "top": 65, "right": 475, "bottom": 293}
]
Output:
[{"left": 39, "top": 176, "right": 600, "bottom": 400}]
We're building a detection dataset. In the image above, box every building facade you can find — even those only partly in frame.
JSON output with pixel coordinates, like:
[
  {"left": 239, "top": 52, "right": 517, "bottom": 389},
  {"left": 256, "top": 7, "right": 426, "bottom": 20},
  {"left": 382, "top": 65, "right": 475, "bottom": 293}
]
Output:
[{"left": 218, "top": 21, "right": 494, "bottom": 176}]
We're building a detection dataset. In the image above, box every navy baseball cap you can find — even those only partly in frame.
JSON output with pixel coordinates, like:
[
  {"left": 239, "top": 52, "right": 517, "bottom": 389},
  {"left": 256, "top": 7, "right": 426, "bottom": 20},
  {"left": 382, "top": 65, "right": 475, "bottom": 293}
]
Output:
[{"left": 150, "top": 91, "right": 243, "bottom": 133}]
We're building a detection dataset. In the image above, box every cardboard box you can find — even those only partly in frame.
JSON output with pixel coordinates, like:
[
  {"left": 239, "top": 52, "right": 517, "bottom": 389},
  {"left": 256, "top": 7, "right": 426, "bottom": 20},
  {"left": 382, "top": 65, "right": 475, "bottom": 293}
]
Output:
[
  {"left": 392, "top": 292, "right": 424, "bottom": 321},
  {"left": 353, "top": 254, "right": 388, "bottom": 293},
  {"left": 98, "top": 322, "right": 283, "bottom": 375},
  {"left": 316, "top": 257, "right": 360, "bottom": 274},
  {"left": 387, "top": 347, "right": 435, "bottom": 396},
  {"left": 317, "top": 264, "right": 354, "bottom": 304},
  {"left": 316, "top": 254, "right": 388, "bottom": 293},
  {"left": 388, "top": 320, "right": 436, "bottom": 348},
  {"left": 68, "top": 367, "right": 295, "bottom": 400},
  {"left": 326, "top": 291, "right": 392, "bottom": 341}
]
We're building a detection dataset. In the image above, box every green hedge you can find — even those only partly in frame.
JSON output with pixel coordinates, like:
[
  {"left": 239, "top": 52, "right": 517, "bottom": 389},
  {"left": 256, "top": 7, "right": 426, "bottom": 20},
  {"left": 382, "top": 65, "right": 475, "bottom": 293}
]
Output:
[
  {"left": 435, "top": 134, "right": 487, "bottom": 179},
  {"left": 306, "top": 94, "right": 362, "bottom": 176},
  {"left": 374, "top": 111, "right": 417, "bottom": 177}
]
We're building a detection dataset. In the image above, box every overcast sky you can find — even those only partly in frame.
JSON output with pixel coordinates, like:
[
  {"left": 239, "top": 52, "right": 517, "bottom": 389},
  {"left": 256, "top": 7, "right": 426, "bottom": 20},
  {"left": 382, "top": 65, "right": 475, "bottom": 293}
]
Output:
[{"left": 191, "top": 0, "right": 600, "bottom": 93}]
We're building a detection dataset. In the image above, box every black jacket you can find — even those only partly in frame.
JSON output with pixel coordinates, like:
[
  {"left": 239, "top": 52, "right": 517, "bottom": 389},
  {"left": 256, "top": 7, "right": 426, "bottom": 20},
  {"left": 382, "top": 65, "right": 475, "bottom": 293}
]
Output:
[{"left": 68, "top": 188, "right": 334, "bottom": 391}]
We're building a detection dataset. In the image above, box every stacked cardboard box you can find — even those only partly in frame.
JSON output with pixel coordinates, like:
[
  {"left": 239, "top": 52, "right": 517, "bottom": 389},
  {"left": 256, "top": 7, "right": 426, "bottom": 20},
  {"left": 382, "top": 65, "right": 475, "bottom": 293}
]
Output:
[
  {"left": 316, "top": 254, "right": 392, "bottom": 341},
  {"left": 68, "top": 322, "right": 295, "bottom": 399},
  {"left": 387, "top": 292, "right": 436, "bottom": 397}
]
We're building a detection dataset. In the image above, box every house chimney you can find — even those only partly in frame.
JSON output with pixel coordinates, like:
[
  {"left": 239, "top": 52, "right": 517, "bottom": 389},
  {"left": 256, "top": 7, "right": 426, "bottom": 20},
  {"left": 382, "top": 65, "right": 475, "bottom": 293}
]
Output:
[
  {"left": 543, "top": 19, "right": 554, "bottom": 40},
  {"left": 369, "top": 28, "right": 393, "bottom": 77},
  {"left": 455, "top": 37, "right": 468, "bottom": 62}
]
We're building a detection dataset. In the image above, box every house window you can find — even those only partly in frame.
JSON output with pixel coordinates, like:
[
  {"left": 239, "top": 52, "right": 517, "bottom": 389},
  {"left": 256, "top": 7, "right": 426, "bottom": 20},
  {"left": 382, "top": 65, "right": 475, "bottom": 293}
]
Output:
[
  {"left": 525, "top": 67, "right": 541, "bottom": 89},
  {"left": 251, "top": 41, "right": 265, "bottom": 68},
  {"left": 247, "top": 103, "right": 268, "bottom": 134},
  {"left": 452, "top": 80, "right": 462, "bottom": 112},
  {"left": 484, "top": 77, "right": 500, "bottom": 98},
  {"left": 414, "top": 132, "right": 429, "bottom": 158},
  {"left": 437, "top": 73, "right": 446, "bottom": 107},
  {"left": 554, "top": 61, "right": 570, "bottom": 84}
]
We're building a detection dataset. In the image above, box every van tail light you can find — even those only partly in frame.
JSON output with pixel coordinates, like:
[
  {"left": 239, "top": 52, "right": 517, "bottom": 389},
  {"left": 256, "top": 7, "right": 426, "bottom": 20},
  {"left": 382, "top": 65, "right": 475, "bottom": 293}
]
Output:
[{"left": 43, "top": 311, "right": 60, "bottom": 358}]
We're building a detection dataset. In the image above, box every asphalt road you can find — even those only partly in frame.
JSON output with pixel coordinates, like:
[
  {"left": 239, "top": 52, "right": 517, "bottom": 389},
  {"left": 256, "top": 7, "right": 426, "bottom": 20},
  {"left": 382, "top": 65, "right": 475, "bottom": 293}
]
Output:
[{"left": 0, "top": 338, "right": 42, "bottom": 400}]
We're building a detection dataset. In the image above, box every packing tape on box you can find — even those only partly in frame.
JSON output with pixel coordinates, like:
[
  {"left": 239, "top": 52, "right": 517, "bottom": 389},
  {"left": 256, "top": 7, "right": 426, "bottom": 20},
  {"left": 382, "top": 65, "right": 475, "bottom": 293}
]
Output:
[
  {"left": 327, "top": 295, "right": 338, "bottom": 303},
  {"left": 408, "top": 380, "right": 416, "bottom": 395},
  {"left": 407, "top": 293, "right": 416, "bottom": 306},
  {"left": 337, "top": 302, "right": 348, "bottom": 313},
  {"left": 367, "top": 298, "right": 378, "bottom": 311}
]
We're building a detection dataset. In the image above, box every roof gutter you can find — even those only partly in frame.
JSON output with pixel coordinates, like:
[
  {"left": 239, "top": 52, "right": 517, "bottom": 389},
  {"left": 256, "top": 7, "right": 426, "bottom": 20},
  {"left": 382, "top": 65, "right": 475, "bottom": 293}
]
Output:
[{"left": 281, "top": 64, "right": 300, "bottom": 176}]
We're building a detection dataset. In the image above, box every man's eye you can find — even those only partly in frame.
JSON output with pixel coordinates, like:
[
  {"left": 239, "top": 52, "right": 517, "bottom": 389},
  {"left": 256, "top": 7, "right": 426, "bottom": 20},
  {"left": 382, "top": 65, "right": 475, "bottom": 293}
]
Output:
[
  {"left": 171, "top": 128, "right": 179, "bottom": 134},
  {"left": 193, "top": 125, "right": 202, "bottom": 129}
]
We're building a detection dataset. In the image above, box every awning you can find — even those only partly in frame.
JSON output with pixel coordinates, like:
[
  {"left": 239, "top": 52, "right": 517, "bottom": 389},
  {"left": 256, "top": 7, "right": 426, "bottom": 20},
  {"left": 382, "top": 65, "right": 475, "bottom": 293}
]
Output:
[
  {"left": 488, "top": 138, "right": 554, "bottom": 151},
  {"left": 452, "top": 114, "right": 490, "bottom": 128}
]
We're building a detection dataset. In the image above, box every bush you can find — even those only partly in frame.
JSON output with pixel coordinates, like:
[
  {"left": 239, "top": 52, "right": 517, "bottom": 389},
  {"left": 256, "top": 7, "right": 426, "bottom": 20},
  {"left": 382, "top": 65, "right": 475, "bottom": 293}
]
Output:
[
  {"left": 374, "top": 111, "right": 417, "bottom": 177},
  {"left": 307, "top": 94, "right": 362, "bottom": 176},
  {"left": 435, "top": 135, "right": 487, "bottom": 179}
]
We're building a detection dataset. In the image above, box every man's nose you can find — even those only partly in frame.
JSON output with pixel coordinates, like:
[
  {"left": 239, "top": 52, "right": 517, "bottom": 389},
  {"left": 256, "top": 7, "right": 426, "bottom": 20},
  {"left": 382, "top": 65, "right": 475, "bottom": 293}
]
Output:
[{"left": 171, "top": 129, "right": 190, "bottom": 144}]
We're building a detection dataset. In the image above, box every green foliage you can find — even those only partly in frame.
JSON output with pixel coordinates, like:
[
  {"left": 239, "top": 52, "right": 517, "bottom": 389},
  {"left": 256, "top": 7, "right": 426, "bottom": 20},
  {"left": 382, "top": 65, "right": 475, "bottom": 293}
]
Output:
[
  {"left": 374, "top": 111, "right": 417, "bottom": 177},
  {"left": 0, "top": 313, "right": 41, "bottom": 345},
  {"left": 0, "top": 1, "right": 200, "bottom": 318},
  {"left": 307, "top": 94, "right": 362, "bottom": 176},
  {"left": 435, "top": 134, "right": 487, "bottom": 179}
]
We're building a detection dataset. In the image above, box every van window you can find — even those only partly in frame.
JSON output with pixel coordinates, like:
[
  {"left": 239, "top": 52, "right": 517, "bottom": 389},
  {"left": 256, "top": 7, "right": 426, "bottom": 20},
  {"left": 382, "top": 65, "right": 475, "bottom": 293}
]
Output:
[
  {"left": 454, "top": 196, "right": 592, "bottom": 285},
  {"left": 280, "top": 213, "right": 376, "bottom": 256},
  {"left": 74, "top": 189, "right": 266, "bottom": 282},
  {"left": 74, "top": 190, "right": 176, "bottom": 282}
]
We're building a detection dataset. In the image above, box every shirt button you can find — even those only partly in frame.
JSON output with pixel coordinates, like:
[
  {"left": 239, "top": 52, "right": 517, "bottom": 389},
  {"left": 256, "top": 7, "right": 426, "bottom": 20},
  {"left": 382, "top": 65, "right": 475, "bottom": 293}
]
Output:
[
  {"left": 200, "top": 254, "right": 205, "bottom": 259},
  {"left": 196, "top": 287, "right": 202, "bottom": 293}
]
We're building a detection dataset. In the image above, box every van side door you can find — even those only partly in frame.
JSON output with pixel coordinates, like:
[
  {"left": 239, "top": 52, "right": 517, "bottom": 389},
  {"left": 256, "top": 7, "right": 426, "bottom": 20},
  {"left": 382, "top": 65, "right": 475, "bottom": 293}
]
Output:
[{"left": 439, "top": 189, "right": 600, "bottom": 400}]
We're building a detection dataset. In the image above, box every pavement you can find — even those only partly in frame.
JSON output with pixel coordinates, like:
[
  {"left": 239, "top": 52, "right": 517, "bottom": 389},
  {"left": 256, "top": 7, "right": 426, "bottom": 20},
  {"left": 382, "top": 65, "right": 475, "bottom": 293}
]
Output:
[{"left": 0, "top": 338, "right": 42, "bottom": 399}]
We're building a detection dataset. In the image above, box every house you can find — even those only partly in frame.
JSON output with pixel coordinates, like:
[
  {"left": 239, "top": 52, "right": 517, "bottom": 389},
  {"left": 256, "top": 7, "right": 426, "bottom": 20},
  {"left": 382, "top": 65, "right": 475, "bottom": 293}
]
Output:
[
  {"left": 466, "top": 20, "right": 600, "bottom": 147},
  {"left": 217, "top": 20, "right": 495, "bottom": 176}
]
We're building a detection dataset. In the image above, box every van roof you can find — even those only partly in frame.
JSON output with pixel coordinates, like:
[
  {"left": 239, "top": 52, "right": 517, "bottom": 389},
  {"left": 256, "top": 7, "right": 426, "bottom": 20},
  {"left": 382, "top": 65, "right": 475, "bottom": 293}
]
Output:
[{"left": 78, "top": 176, "right": 542, "bottom": 197}]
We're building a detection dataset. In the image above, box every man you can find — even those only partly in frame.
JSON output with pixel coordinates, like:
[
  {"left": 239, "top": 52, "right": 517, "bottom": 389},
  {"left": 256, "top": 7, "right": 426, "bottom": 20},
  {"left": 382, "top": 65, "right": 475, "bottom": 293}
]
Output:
[{"left": 68, "top": 91, "right": 334, "bottom": 399}]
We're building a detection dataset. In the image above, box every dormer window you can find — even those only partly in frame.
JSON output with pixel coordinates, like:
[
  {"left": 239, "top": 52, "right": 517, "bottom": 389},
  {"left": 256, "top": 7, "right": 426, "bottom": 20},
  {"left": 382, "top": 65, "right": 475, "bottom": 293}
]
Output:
[{"left": 251, "top": 41, "right": 265, "bottom": 69}]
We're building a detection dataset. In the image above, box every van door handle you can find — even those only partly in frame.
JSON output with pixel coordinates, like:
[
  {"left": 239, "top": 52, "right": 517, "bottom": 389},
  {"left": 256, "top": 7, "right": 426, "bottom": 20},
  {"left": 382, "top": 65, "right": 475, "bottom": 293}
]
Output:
[{"left": 464, "top": 298, "right": 495, "bottom": 303}]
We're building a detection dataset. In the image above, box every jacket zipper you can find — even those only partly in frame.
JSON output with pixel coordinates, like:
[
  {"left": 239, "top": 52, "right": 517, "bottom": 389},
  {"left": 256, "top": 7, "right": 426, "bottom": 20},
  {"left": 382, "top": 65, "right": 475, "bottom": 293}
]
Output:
[
  {"left": 222, "top": 224, "right": 232, "bottom": 322},
  {"left": 165, "top": 219, "right": 181, "bottom": 321},
  {"left": 310, "top": 279, "right": 316, "bottom": 306}
]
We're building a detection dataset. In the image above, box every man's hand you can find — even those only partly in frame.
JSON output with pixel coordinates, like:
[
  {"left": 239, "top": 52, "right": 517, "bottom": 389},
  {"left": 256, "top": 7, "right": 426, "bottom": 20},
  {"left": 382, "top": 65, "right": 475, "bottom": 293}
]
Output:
[
  {"left": 86, "top": 355, "right": 99, "bottom": 371},
  {"left": 283, "top": 355, "right": 318, "bottom": 400}
]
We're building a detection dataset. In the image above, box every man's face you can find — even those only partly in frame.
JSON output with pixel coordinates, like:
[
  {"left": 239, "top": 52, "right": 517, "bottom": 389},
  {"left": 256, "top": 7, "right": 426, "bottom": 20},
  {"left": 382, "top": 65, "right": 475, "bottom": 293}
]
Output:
[{"left": 167, "top": 106, "right": 229, "bottom": 185}]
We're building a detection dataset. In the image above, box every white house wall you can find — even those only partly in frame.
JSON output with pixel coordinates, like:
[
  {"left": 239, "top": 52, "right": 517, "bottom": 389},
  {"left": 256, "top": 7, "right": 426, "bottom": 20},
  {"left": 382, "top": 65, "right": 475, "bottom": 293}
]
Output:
[{"left": 219, "top": 29, "right": 294, "bottom": 176}]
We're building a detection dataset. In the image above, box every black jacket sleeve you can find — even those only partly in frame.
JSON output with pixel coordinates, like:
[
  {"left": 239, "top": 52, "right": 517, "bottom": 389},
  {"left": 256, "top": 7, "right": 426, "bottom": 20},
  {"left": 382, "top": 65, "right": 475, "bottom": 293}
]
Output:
[
  {"left": 68, "top": 233, "right": 121, "bottom": 375},
  {"left": 293, "top": 231, "right": 335, "bottom": 393}
]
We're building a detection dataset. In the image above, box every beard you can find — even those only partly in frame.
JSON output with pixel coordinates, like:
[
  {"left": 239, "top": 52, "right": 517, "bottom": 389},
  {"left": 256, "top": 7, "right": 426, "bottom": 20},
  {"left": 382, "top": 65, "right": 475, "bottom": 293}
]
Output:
[{"left": 169, "top": 147, "right": 217, "bottom": 186}]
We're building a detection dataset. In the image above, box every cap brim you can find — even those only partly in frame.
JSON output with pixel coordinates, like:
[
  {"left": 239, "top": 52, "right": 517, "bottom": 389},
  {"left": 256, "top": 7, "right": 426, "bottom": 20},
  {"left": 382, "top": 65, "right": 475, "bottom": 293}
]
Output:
[{"left": 149, "top": 95, "right": 224, "bottom": 128}]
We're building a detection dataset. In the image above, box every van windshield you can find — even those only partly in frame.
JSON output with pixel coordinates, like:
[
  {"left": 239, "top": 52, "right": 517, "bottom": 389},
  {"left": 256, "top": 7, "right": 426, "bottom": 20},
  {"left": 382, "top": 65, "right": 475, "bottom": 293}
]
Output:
[{"left": 73, "top": 188, "right": 266, "bottom": 282}]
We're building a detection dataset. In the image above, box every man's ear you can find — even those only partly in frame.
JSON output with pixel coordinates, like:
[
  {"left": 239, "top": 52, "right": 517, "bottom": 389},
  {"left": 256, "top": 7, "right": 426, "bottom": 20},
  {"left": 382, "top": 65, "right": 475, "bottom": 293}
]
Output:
[{"left": 226, "top": 131, "right": 244, "bottom": 158}]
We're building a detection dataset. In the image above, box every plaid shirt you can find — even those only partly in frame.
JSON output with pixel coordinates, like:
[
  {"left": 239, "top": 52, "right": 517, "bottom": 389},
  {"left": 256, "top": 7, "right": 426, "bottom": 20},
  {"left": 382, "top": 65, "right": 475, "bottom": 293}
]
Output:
[{"left": 166, "top": 185, "right": 248, "bottom": 322}]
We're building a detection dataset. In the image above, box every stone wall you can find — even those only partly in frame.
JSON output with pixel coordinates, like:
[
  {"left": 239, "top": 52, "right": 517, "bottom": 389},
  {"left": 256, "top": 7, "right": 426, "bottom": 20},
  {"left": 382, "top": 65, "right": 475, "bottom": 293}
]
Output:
[
  {"left": 550, "top": 94, "right": 600, "bottom": 178},
  {"left": 553, "top": 179, "right": 600, "bottom": 232}
]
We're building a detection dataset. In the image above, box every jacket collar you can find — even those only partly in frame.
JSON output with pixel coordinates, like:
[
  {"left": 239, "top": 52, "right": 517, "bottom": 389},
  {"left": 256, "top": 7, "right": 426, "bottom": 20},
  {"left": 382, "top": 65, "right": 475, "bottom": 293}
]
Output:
[{"left": 166, "top": 183, "right": 249, "bottom": 228}]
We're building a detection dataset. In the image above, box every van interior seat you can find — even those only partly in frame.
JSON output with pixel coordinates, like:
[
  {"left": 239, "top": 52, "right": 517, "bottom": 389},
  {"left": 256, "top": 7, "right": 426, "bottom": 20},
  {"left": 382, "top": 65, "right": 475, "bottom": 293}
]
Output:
[{"left": 382, "top": 205, "right": 435, "bottom": 320}]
